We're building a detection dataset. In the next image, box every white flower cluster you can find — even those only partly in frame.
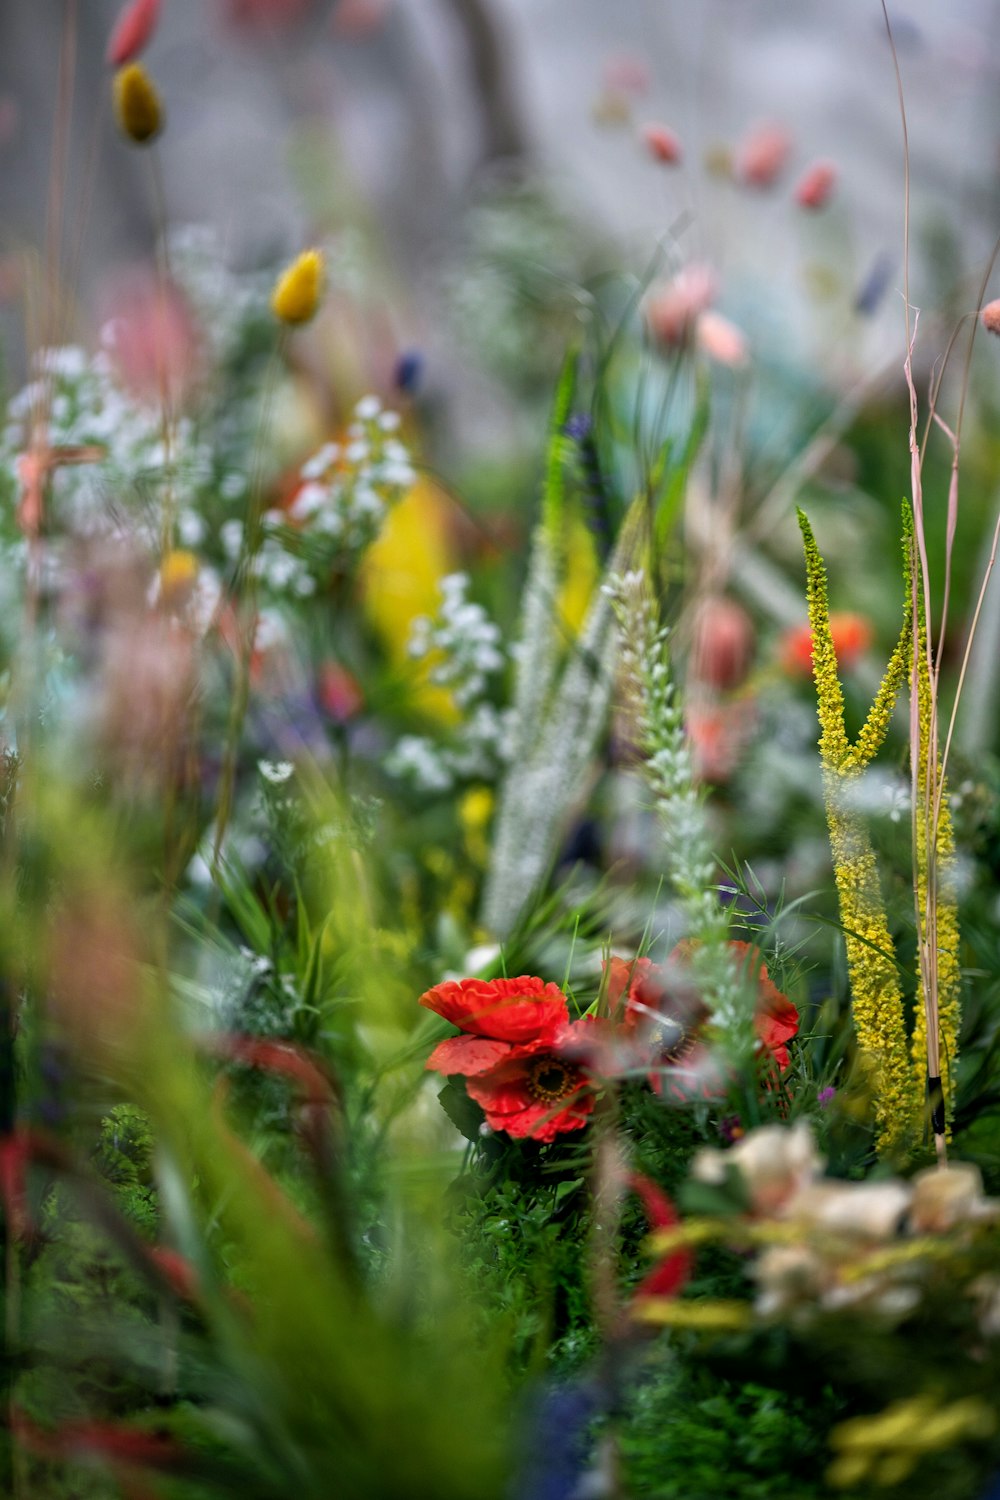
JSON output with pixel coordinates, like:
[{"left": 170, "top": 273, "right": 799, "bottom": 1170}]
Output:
[
  {"left": 386, "top": 572, "right": 510, "bottom": 793},
  {"left": 169, "top": 225, "right": 259, "bottom": 369},
  {"left": 408, "top": 571, "right": 505, "bottom": 707},
  {"left": 264, "top": 395, "right": 416, "bottom": 574},
  {"left": 2, "top": 345, "right": 207, "bottom": 539}
]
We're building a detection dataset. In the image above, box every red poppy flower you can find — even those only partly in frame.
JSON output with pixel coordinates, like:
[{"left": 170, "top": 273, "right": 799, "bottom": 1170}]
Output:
[
  {"left": 452, "top": 1021, "right": 597, "bottom": 1143},
  {"left": 605, "top": 942, "right": 799, "bottom": 1095},
  {"left": 419, "top": 974, "right": 569, "bottom": 1044}
]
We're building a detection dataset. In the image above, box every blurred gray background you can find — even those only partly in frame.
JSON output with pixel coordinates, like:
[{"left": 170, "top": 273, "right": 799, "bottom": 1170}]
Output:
[{"left": 2, "top": 0, "right": 1000, "bottom": 383}]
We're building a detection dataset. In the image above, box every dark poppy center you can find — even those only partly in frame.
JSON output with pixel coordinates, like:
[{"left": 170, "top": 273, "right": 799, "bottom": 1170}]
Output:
[
  {"left": 527, "top": 1057, "right": 574, "bottom": 1103},
  {"left": 650, "top": 1015, "right": 696, "bottom": 1064}
]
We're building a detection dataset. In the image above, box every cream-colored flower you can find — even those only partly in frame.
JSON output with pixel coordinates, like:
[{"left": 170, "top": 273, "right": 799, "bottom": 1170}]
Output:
[
  {"left": 692, "top": 1122, "right": 822, "bottom": 1216},
  {"left": 793, "top": 1180, "right": 911, "bottom": 1241},
  {"left": 753, "top": 1243, "right": 827, "bottom": 1317},
  {"left": 910, "top": 1163, "right": 988, "bottom": 1233}
]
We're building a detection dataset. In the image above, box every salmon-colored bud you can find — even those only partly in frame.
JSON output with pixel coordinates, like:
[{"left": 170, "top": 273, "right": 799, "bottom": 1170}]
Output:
[
  {"left": 645, "top": 264, "right": 717, "bottom": 347},
  {"left": 736, "top": 122, "right": 790, "bottom": 188},
  {"left": 981, "top": 299, "right": 1000, "bottom": 336},
  {"left": 107, "top": 0, "right": 162, "bottom": 67},
  {"left": 113, "top": 62, "right": 163, "bottom": 144},
  {"left": 795, "top": 160, "right": 837, "bottom": 210},
  {"left": 640, "top": 122, "right": 682, "bottom": 165},
  {"left": 690, "top": 596, "right": 754, "bottom": 691},
  {"left": 685, "top": 701, "right": 754, "bottom": 784},
  {"left": 695, "top": 310, "right": 749, "bottom": 368},
  {"left": 271, "top": 248, "right": 325, "bottom": 326}
]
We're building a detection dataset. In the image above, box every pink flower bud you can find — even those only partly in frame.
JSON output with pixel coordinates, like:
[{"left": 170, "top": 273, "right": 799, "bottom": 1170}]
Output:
[
  {"left": 695, "top": 310, "right": 749, "bottom": 368},
  {"left": 107, "top": 0, "right": 162, "bottom": 67},
  {"left": 981, "top": 299, "right": 1000, "bottom": 336},
  {"left": 795, "top": 160, "right": 837, "bottom": 210},
  {"left": 645, "top": 264, "right": 717, "bottom": 347},
  {"left": 736, "top": 122, "right": 791, "bottom": 188},
  {"left": 640, "top": 122, "right": 682, "bottom": 165},
  {"left": 690, "top": 596, "right": 754, "bottom": 691}
]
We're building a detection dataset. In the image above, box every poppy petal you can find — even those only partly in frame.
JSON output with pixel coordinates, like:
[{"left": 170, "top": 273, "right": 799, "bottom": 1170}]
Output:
[{"left": 425, "top": 1034, "right": 511, "bottom": 1077}]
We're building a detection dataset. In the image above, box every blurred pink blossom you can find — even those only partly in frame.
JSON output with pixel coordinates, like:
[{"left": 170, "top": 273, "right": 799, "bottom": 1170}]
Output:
[
  {"left": 736, "top": 122, "right": 791, "bottom": 188},
  {"left": 695, "top": 310, "right": 749, "bottom": 368},
  {"left": 640, "top": 122, "right": 682, "bottom": 165},
  {"left": 645, "top": 264, "right": 717, "bottom": 347},
  {"left": 603, "top": 54, "right": 651, "bottom": 95},
  {"left": 332, "top": 0, "right": 391, "bottom": 38},
  {"left": 221, "top": 0, "right": 315, "bottom": 31},
  {"left": 795, "top": 160, "right": 837, "bottom": 210},
  {"left": 107, "top": 0, "right": 162, "bottom": 66},
  {"left": 981, "top": 299, "right": 1000, "bottom": 336},
  {"left": 101, "top": 269, "right": 202, "bottom": 409},
  {"left": 690, "top": 596, "right": 754, "bottom": 692}
]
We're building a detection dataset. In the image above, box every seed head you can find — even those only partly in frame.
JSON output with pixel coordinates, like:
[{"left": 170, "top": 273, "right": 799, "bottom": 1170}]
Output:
[
  {"left": 981, "top": 299, "right": 1000, "bottom": 337},
  {"left": 113, "top": 63, "right": 163, "bottom": 144},
  {"left": 271, "top": 249, "right": 325, "bottom": 326}
]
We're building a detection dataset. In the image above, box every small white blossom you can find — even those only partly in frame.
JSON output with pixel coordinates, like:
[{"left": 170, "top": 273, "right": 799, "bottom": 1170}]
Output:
[{"left": 258, "top": 760, "right": 294, "bottom": 785}]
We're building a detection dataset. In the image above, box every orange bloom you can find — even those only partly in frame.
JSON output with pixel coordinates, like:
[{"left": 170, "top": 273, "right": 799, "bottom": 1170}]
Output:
[{"left": 780, "top": 612, "right": 873, "bottom": 676}]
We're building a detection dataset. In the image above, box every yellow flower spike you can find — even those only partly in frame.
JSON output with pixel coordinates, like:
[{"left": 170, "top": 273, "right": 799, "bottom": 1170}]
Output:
[
  {"left": 798, "top": 510, "right": 850, "bottom": 770},
  {"left": 271, "top": 249, "right": 325, "bottom": 327},
  {"left": 798, "top": 509, "right": 923, "bottom": 1153},
  {"left": 912, "top": 601, "right": 962, "bottom": 1128},
  {"left": 113, "top": 63, "right": 163, "bottom": 145}
]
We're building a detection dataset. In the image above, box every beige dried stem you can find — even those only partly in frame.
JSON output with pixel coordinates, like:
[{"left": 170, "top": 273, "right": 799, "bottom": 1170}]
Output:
[{"left": 882, "top": 2, "right": 1000, "bottom": 1162}]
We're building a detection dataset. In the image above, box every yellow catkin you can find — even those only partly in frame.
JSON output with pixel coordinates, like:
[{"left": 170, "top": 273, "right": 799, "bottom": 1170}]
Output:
[
  {"left": 113, "top": 63, "right": 163, "bottom": 145},
  {"left": 912, "top": 623, "right": 961, "bottom": 1127},
  {"left": 799, "top": 511, "right": 921, "bottom": 1153},
  {"left": 826, "top": 799, "right": 915, "bottom": 1152},
  {"left": 270, "top": 249, "right": 325, "bottom": 326}
]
